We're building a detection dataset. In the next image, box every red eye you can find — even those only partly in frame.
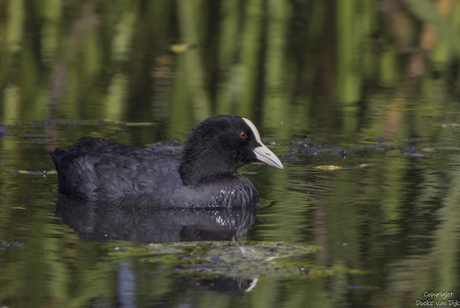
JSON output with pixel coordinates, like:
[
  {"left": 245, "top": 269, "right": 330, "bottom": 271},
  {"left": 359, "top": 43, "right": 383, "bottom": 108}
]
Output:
[{"left": 240, "top": 132, "right": 247, "bottom": 139}]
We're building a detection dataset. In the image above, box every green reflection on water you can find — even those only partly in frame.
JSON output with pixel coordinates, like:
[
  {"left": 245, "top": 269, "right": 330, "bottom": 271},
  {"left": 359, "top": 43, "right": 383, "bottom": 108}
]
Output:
[{"left": 2, "top": 0, "right": 460, "bottom": 306}]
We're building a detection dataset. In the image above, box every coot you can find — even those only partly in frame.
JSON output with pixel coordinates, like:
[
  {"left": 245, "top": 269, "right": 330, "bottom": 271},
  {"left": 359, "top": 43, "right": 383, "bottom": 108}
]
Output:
[{"left": 51, "top": 115, "right": 283, "bottom": 207}]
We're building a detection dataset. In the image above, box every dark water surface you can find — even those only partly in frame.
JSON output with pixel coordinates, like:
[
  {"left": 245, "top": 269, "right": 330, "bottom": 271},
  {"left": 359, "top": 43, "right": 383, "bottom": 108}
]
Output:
[{"left": 1, "top": 117, "right": 460, "bottom": 307}]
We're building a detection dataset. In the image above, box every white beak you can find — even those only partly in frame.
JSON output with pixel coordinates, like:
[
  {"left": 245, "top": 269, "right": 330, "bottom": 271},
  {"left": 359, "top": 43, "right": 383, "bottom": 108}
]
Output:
[
  {"left": 253, "top": 144, "right": 284, "bottom": 169},
  {"left": 242, "top": 118, "right": 284, "bottom": 170}
]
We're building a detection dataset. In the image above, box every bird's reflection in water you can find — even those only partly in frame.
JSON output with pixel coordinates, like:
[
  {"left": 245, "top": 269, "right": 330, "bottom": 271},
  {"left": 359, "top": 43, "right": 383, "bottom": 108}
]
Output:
[
  {"left": 55, "top": 196, "right": 260, "bottom": 295},
  {"left": 55, "top": 196, "right": 258, "bottom": 242}
]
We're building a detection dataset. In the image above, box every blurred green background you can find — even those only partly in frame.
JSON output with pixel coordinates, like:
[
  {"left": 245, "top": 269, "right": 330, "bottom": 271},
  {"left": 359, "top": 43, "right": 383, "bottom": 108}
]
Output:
[{"left": 2, "top": 0, "right": 460, "bottom": 137}]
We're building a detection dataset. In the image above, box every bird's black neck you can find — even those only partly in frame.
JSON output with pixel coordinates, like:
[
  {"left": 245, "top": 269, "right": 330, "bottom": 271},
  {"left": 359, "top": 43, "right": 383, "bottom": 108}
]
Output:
[{"left": 180, "top": 157, "right": 242, "bottom": 186}]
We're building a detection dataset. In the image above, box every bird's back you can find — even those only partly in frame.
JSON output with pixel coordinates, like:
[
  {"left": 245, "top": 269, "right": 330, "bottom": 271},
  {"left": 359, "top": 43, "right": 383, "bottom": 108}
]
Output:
[{"left": 52, "top": 138, "right": 183, "bottom": 201}]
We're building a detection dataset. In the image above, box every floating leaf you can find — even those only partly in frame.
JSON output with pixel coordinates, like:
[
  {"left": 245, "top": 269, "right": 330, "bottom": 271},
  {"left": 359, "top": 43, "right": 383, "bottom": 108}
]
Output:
[
  {"left": 314, "top": 164, "right": 373, "bottom": 171},
  {"left": 314, "top": 165, "right": 343, "bottom": 170},
  {"left": 354, "top": 164, "right": 373, "bottom": 168},
  {"left": 170, "top": 43, "right": 195, "bottom": 53},
  {"left": 148, "top": 243, "right": 164, "bottom": 248}
]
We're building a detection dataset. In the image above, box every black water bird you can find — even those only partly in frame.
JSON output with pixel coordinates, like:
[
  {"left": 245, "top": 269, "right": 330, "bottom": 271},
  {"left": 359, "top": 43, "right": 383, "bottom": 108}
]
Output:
[{"left": 51, "top": 115, "right": 284, "bottom": 207}]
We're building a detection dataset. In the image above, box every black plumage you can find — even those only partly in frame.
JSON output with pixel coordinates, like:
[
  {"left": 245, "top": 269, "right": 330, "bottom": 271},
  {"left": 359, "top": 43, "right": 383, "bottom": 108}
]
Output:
[{"left": 51, "top": 115, "right": 283, "bottom": 207}]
